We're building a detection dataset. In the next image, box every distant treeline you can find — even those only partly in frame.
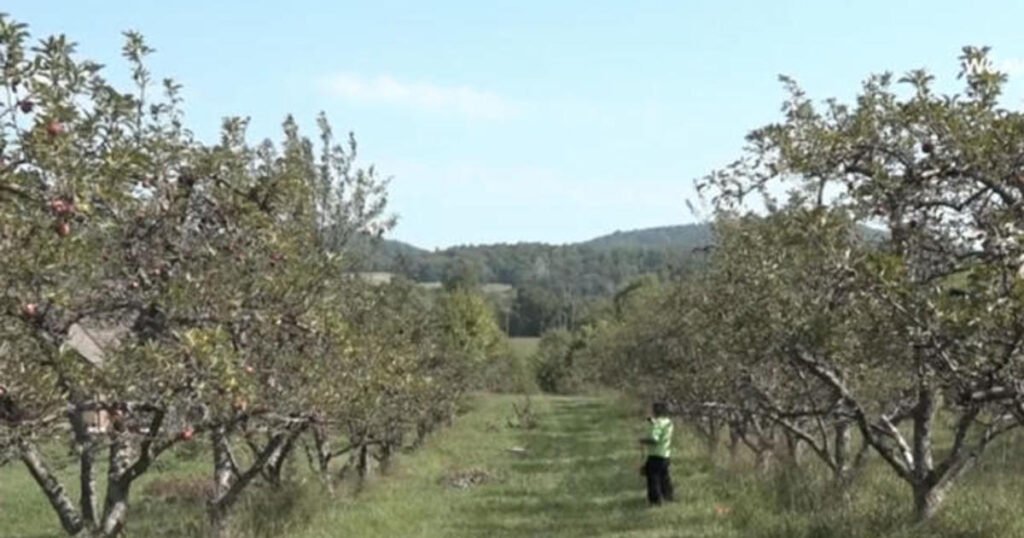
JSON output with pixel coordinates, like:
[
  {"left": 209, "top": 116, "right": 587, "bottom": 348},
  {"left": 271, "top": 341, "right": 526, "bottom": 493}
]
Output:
[
  {"left": 351, "top": 224, "right": 715, "bottom": 336},
  {"left": 349, "top": 223, "right": 885, "bottom": 336}
]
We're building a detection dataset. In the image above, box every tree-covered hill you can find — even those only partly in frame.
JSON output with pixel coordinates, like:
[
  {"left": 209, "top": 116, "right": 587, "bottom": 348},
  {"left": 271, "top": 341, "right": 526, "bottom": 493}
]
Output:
[
  {"left": 352, "top": 222, "right": 883, "bottom": 336},
  {"left": 362, "top": 223, "right": 715, "bottom": 287},
  {"left": 580, "top": 223, "right": 714, "bottom": 249},
  {"left": 348, "top": 224, "right": 712, "bottom": 336}
]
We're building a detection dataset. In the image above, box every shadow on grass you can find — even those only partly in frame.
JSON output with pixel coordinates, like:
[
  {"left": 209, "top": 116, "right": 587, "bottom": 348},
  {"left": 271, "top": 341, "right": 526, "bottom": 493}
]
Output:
[{"left": 130, "top": 484, "right": 330, "bottom": 537}]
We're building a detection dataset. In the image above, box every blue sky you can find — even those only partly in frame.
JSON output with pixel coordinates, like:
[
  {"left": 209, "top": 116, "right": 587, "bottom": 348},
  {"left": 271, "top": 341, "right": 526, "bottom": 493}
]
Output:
[{"left": 6, "top": 1, "right": 1024, "bottom": 248}]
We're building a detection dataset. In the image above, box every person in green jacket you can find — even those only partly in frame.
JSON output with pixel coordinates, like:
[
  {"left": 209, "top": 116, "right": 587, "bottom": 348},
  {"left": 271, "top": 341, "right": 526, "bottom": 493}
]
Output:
[{"left": 638, "top": 402, "right": 674, "bottom": 505}]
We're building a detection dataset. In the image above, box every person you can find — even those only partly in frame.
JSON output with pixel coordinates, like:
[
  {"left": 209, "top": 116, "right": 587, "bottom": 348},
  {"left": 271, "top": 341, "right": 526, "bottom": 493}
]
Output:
[{"left": 638, "top": 401, "right": 674, "bottom": 505}]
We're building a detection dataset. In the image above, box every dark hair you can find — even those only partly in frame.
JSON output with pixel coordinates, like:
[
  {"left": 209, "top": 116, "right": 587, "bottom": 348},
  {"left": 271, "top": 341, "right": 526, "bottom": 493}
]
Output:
[{"left": 652, "top": 402, "right": 668, "bottom": 417}]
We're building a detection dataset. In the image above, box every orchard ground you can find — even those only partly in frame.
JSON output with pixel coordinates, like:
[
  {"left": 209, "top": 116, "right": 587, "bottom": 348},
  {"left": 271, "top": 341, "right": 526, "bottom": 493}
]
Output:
[{"left": 3, "top": 393, "right": 1024, "bottom": 537}]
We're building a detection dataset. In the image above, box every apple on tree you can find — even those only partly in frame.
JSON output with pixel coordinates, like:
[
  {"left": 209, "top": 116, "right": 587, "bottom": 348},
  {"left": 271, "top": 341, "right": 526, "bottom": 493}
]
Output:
[
  {"left": 49, "top": 198, "right": 75, "bottom": 215},
  {"left": 21, "top": 303, "right": 39, "bottom": 319},
  {"left": 46, "top": 120, "right": 65, "bottom": 137}
]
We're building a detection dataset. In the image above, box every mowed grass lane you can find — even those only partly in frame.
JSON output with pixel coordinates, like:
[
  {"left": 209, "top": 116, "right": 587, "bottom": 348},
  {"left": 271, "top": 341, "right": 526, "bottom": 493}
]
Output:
[
  {"left": 3, "top": 393, "right": 733, "bottom": 538},
  {"left": 294, "top": 394, "right": 737, "bottom": 538},
  {"left": 12, "top": 393, "right": 1020, "bottom": 537}
]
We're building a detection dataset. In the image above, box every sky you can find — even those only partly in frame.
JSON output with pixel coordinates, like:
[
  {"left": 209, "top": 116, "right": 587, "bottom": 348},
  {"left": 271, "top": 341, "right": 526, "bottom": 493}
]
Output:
[{"left": 6, "top": 1, "right": 1024, "bottom": 249}]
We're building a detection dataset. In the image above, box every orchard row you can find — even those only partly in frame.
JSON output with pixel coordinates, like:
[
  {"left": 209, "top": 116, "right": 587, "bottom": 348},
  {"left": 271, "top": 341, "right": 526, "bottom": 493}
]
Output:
[{"left": 0, "top": 16, "right": 502, "bottom": 538}]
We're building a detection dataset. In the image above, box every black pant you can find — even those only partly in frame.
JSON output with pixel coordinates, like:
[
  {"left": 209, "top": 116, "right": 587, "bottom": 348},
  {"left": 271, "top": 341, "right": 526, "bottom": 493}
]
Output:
[{"left": 644, "top": 456, "right": 674, "bottom": 504}]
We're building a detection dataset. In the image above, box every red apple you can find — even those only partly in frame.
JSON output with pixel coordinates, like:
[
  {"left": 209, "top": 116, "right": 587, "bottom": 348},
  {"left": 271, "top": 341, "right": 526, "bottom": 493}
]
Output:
[
  {"left": 179, "top": 427, "right": 195, "bottom": 442},
  {"left": 49, "top": 198, "right": 74, "bottom": 215},
  {"left": 18, "top": 100, "right": 33, "bottom": 114},
  {"left": 46, "top": 120, "right": 65, "bottom": 137},
  {"left": 21, "top": 303, "right": 39, "bottom": 319},
  {"left": 55, "top": 221, "right": 71, "bottom": 237},
  {"left": 232, "top": 397, "right": 248, "bottom": 412}
]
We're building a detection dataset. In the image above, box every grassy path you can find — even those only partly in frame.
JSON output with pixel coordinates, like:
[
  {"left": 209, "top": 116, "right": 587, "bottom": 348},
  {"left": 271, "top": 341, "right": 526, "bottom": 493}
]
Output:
[
  {"left": 0, "top": 394, "right": 744, "bottom": 537},
  {"left": 7, "top": 393, "right": 1024, "bottom": 536},
  {"left": 294, "top": 394, "right": 738, "bottom": 538}
]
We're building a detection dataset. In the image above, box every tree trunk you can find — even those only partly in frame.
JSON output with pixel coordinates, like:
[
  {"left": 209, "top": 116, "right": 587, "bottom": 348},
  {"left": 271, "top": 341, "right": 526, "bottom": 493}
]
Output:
[
  {"left": 912, "top": 386, "right": 936, "bottom": 483},
  {"left": 18, "top": 439, "right": 84, "bottom": 536},
  {"left": 755, "top": 448, "right": 774, "bottom": 473},
  {"left": 378, "top": 443, "right": 393, "bottom": 474},
  {"left": 728, "top": 426, "right": 741, "bottom": 465},
  {"left": 414, "top": 420, "right": 430, "bottom": 448},
  {"left": 68, "top": 410, "right": 98, "bottom": 528},
  {"left": 708, "top": 417, "right": 722, "bottom": 455},
  {"left": 696, "top": 417, "right": 720, "bottom": 456},
  {"left": 783, "top": 431, "right": 803, "bottom": 467},
  {"left": 264, "top": 433, "right": 296, "bottom": 488},
  {"left": 208, "top": 426, "right": 294, "bottom": 538},
  {"left": 356, "top": 444, "right": 369, "bottom": 481},
  {"left": 911, "top": 449, "right": 978, "bottom": 522},
  {"left": 99, "top": 438, "right": 134, "bottom": 537},
  {"left": 913, "top": 481, "right": 944, "bottom": 522},
  {"left": 209, "top": 427, "right": 234, "bottom": 538},
  {"left": 311, "top": 425, "right": 335, "bottom": 492},
  {"left": 833, "top": 420, "right": 851, "bottom": 478},
  {"left": 78, "top": 443, "right": 99, "bottom": 528},
  {"left": 909, "top": 385, "right": 942, "bottom": 522}
]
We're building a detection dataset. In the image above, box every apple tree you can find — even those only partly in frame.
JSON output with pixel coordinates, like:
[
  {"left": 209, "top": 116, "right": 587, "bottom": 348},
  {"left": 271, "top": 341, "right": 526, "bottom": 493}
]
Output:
[
  {"left": 699, "top": 48, "right": 1024, "bottom": 520},
  {"left": 0, "top": 15, "right": 393, "bottom": 537}
]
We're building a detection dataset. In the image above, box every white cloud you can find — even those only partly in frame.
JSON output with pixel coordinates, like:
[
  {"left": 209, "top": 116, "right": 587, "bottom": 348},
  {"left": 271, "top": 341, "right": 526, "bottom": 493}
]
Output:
[{"left": 319, "top": 73, "right": 517, "bottom": 120}]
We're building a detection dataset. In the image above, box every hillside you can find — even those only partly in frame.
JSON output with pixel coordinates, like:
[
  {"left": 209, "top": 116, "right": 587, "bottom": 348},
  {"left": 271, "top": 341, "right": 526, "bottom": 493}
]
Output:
[
  {"left": 364, "top": 222, "right": 884, "bottom": 280},
  {"left": 353, "top": 222, "right": 882, "bottom": 336},
  {"left": 581, "top": 223, "right": 714, "bottom": 250},
  {"left": 361, "top": 223, "right": 714, "bottom": 285},
  {"left": 372, "top": 223, "right": 715, "bottom": 260}
]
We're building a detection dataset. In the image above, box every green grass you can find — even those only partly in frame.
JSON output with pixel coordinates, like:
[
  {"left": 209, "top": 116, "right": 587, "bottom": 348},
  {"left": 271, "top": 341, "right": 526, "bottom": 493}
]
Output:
[
  {"left": 5, "top": 394, "right": 1024, "bottom": 537},
  {"left": 0, "top": 442, "right": 211, "bottom": 537},
  {"left": 508, "top": 337, "right": 539, "bottom": 359},
  {"left": 287, "top": 394, "right": 736, "bottom": 538}
]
